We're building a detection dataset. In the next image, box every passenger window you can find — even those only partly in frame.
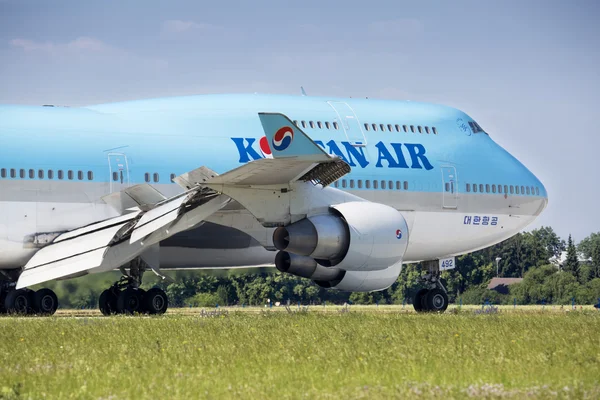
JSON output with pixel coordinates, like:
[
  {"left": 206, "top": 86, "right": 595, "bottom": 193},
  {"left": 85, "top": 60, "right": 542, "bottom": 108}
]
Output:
[
  {"left": 536, "top": 187, "right": 540, "bottom": 195},
  {"left": 333, "top": 122, "right": 339, "bottom": 130},
  {"left": 19, "top": 169, "right": 25, "bottom": 179},
  {"left": 372, "top": 124, "right": 377, "bottom": 131},
  {"left": 325, "top": 122, "right": 330, "bottom": 129},
  {"left": 10, "top": 169, "right": 15, "bottom": 178},
  {"left": 486, "top": 184, "right": 490, "bottom": 193},
  {"left": 515, "top": 186, "right": 520, "bottom": 194},
  {"left": 473, "top": 184, "right": 478, "bottom": 193},
  {"left": 38, "top": 170, "right": 44, "bottom": 179},
  {"left": 404, "top": 181, "right": 408, "bottom": 190},
  {"left": 78, "top": 171, "right": 83, "bottom": 180},
  {"left": 380, "top": 124, "right": 385, "bottom": 132},
  {"left": 373, "top": 180, "right": 378, "bottom": 189},
  {"left": 301, "top": 121, "right": 306, "bottom": 128},
  {"left": 479, "top": 184, "right": 484, "bottom": 193},
  {"left": 445, "top": 182, "right": 450, "bottom": 192},
  {"left": 293, "top": 120, "right": 299, "bottom": 127},
  {"left": 112, "top": 172, "right": 118, "bottom": 182},
  {"left": 504, "top": 185, "right": 508, "bottom": 194},
  {"left": 510, "top": 185, "right": 514, "bottom": 194},
  {"left": 342, "top": 180, "right": 347, "bottom": 188},
  {"left": 395, "top": 124, "right": 400, "bottom": 132},
  {"left": 334, "top": 181, "right": 339, "bottom": 188},
  {"left": 520, "top": 186, "right": 525, "bottom": 194},
  {"left": 153, "top": 173, "right": 159, "bottom": 183},
  {"left": 492, "top": 184, "right": 496, "bottom": 193},
  {"left": 387, "top": 124, "right": 393, "bottom": 131},
  {"left": 466, "top": 183, "right": 471, "bottom": 192},
  {"left": 497, "top": 185, "right": 502, "bottom": 194},
  {"left": 28, "top": 169, "right": 34, "bottom": 179},
  {"left": 357, "top": 180, "right": 362, "bottom": 189},
  {"left": 418, "top": 126, "right": 422, "bottom": 133},
  {"left": 68, "top": 170, "right": 73, "bottom": 180},
  {"left": 403, "top": 125, "right": 408, "bottom": 132},
  {"left": 396, "top": 181, "right": 401, "bottom": 190},
  {"left": 0, "top": 168, "right": 5, "bottom": 178},
  {"left": 58, "top": 170, "right": 64, "bottom": 180},
  {"left": 349, "top": 179, "right": 354, "bottom": 188},
  {"left": 170, "top": 173, "right": 176, "bottom": 182},
  {"left": 145, "top": 173, "right": 150, "bottom": 183},
  {"left": 526, "top": 186, "right": 530, "bottom": 195},
  {"left": 432, "top": 127, "right": 438, "bottom": 135},
  {"left": 365, "top": 180, "right": 371, "bottom": 189},
  {"left": 48, "top": 170, "right": 54, "bottom": 179},
  {"left": 410, "top": 125, "right": 415, "bottom": 133},
  {"left": 381, "top": 180, "right": 386, "bottom": 189},
  {"left": 309, "top": 121, "right": 314, "bottom": 129},
  {"left": 425, "top": 126, "right": 430, "bottom": 134},
  {"left": 531, "top": 186, "right": 535, "bottom": 195},
  {"left": 364, "top": 123, "right": 370, "bottom": 131},
  {"left": 88, "top": 171, "right": 93, "bottom": 180},
  {"left": 317, "top": 121, "right": 322, "bottom": 129}
]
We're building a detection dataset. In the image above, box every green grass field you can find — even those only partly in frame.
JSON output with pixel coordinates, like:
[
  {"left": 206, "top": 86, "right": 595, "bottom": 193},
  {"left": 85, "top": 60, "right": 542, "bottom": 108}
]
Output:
[{"left": 1, "top": 307, "right": 599, "bottom": 399}]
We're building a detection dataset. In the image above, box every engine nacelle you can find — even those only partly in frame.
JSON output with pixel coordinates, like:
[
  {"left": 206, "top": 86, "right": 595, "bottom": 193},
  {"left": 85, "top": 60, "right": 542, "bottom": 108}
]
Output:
[
  {"left": 314, "top": 263, "right": 402, "bottom": 292},
  {"left": 273, "top": 202, "right": 409, "bottom": 272},
  {"left": 275, "top": 251, "right": 344, "bottom": 281}
]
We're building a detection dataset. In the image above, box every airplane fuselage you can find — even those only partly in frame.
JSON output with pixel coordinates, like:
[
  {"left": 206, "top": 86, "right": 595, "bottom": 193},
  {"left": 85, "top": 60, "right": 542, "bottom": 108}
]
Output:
[{"left": 0, "top": 94, "right": 548, "bottom": 270}]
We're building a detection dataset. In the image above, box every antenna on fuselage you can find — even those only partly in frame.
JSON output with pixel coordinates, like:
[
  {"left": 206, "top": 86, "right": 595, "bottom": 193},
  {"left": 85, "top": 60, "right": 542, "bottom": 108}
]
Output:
[{"left": 300, "top": 86, "right": 307, "bottom": 96}]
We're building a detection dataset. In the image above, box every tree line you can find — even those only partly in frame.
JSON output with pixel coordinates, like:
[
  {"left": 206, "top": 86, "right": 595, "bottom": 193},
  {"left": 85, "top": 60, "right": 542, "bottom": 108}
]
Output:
[{"left": 40, "top": 227, "right": 600, "bottom": 308}]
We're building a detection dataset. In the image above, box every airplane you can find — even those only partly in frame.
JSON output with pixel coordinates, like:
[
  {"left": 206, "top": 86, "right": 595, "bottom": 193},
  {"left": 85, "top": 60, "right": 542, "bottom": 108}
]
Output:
[{"left": 0, "top": 94, "right": 547, "bottom": 315}]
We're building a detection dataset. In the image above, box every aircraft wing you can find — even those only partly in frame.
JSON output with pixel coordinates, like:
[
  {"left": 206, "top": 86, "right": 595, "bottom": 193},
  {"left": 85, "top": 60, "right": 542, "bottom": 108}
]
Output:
[{"left": 16, "top": 112, "right": 350, "bottom": 289}]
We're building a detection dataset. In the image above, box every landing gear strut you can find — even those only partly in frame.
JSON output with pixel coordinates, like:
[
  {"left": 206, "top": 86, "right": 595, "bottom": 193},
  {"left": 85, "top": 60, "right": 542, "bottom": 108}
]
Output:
[
  {"left": 413, "top": 260, "right": 449, "bottom": 313},
  {"left": 98, "top": 258, "right": 168, "bottom": 316},
  {"left": 0, "top": 269, "right": 59, "bottom": 315}
]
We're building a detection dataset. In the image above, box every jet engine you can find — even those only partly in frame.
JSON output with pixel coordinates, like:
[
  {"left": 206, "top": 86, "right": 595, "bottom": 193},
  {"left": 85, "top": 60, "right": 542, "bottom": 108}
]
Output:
[{"left": 273, "top": 202, "right": 409, "bottom": 291}]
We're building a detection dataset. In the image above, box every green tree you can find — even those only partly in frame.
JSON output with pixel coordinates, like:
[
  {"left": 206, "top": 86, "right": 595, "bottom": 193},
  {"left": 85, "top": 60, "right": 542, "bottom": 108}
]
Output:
[{"left": 564, "top": 234, "right": 579, "bottom": 277}]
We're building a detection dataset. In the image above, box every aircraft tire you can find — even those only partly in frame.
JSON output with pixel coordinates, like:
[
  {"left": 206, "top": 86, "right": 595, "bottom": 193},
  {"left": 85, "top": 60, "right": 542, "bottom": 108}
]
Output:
[
  {"left": 33, "top": 288, "right": 58, "bottom": 315},
  {"left": 99, "top": 289, "right": 118, "bottom": 316},
  {"left": 425, "top": 288, "right": 448, "bottom": 313},
  {"left": 0, "top": 291, "right": 7, "bottom": 314},
  {"left": 144, "top": 288, "right": 168, "bottom": 315},
  {"left": 413, "top": 289, "right": 429, "bottom": 313},
  {"left": 116, "top": 288, "right": 144, "bottom": 315},
  {"left": 5, "top": 289, "right": 32, "bottom": 315}
]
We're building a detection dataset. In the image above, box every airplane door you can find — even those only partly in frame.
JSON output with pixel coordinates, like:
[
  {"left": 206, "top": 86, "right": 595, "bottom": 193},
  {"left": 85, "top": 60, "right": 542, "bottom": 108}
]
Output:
[
  {"left": 441, "top": 166, "right": 458, "bottom": 209},
  {"left": 107, "top": 152, "right": 130, "bottom": 192},
  {"left": 327, "top": 101, "right": 367, "bottom": 146}
]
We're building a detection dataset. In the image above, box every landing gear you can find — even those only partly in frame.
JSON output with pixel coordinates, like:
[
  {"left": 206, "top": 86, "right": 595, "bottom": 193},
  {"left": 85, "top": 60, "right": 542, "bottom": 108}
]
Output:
[
  {"left": 98, "top": 258, "right": 168, "bottom": 316},
  {"left": 0, "top": 270, "right": 58, "bottom": 315},
  {"left": 413, "top": 260, "right": 449, "bottom": 313}
]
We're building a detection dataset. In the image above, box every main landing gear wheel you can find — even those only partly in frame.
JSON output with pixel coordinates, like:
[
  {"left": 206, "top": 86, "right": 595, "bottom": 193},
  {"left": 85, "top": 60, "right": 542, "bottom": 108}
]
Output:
[
  {"left": 144, "top": 288, "right": 168, "bottom": 315},
  {"left": 117, "top": 288, "right": 144, "bottom": 314},
  {"left": 413, "top": 260, "right": 450, "bottom": 313},
  {"left": 99, "top": 289, "right": 118, "bottom": 316},
  {"left": 33, "top": 288, "right": 58, "bottom": 315},
  {"left": 5, "top": 289, "right": 32, "bottom": 315}
]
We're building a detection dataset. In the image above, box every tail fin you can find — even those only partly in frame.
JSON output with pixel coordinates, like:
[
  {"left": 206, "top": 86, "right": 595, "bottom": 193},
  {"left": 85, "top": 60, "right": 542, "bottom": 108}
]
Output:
[{"left": 258, "top": 113, "right": 330, "bottom": 160}]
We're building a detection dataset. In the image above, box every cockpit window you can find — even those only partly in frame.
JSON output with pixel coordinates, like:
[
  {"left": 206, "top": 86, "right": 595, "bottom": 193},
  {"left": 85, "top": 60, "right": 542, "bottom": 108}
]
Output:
[{"left": 468, "top": 121, "right": 486, "bottom": 134}]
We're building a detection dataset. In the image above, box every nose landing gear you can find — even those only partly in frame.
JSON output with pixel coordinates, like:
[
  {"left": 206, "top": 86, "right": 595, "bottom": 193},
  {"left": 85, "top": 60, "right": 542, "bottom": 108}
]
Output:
[{"left": 413, "top": 260, "right": 449, "bottom": 313}]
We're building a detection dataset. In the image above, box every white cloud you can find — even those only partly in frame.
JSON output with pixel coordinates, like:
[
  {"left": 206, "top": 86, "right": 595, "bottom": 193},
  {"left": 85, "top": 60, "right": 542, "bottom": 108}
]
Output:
[
  {"left": 160, "top": 19, "right": 221, "bottom": 37},
  {"left": 11, "top": 36, "right": 114, "bottom": 54},
  {"left": 368, "top": 19, "right": 424, "bottom": 37}
]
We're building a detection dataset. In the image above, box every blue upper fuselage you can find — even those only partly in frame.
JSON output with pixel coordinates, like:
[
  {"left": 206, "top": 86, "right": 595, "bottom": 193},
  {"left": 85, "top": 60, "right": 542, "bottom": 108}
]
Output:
[{"left": 0, "top": 93, "right": 547, "bottom": 199}]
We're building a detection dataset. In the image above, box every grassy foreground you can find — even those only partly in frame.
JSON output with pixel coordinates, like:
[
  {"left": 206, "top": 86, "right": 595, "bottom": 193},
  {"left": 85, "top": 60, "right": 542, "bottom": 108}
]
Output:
[{"left": 1, "top": 309, "right": 599, "bottom": 399}]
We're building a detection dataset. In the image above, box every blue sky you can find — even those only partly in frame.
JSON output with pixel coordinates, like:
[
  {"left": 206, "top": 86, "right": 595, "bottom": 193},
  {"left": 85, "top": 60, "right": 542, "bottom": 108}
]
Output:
[{"left": 0, "top": 0, "right": 598, "bottom": 242}]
